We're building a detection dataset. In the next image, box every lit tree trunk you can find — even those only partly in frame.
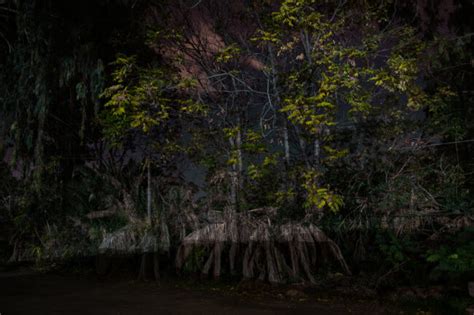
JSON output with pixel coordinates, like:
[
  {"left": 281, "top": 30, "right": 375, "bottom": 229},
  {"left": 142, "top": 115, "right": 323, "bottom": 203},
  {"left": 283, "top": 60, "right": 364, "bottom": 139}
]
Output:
[
  {"left": 301, "top": 30, "right": 322, "bottom": 169},
  {"left": 229, "top": 76, "right": 243, "bottom": 213},
  {"left": 314, "top": 139, "right": 320, "bottom": 165},
  {"left": 229, "top": 121, "right": 242, "bottom": 213},
  {"left": 268, "top": 45, "right": 290, "bottom": 167},
  {"left": 140, "top": 157, "right": 160, "bottom": 282}
]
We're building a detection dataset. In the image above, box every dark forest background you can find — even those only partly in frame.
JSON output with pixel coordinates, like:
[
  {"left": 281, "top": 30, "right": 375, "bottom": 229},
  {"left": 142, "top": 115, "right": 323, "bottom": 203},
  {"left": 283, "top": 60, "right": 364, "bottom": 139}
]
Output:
[{"left": 0, "top": 0, "right": 473, "bottom": 301}]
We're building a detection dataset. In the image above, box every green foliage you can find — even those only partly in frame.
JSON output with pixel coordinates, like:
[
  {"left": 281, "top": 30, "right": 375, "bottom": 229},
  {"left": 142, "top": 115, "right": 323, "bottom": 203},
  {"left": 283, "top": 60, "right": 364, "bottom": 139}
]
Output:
[
  {"left": 427, "top": 228, "right": 474, "bottom": 276},
  {"left": 252, "top": 0, "right": 432, "bottom": 216},
  {"left": 183, "top": 246, "right": 207, "bottom": 273},
  {"left": 101, "top": 54, "right": 205, "bottom": 148},
  {"left": 427, "top": 244, "right": 474, "bottom": 274},
  {"left": 101, "top": 55, "right": 174, "bottom": 135},
  {"left": 301, "top": 169, "right": 343, "bottom": 213},
  {"left": 215, "top": 44, "right": 241, "bottom": 64},
  {"left": 242, "top": 130, "right": 266, "bottom": 154},
  {"left": 376, "top": 231, "right": 412, "bottom": 267},
  {"left": 244, "top": 153, "right": 282, "bottom": 209}
]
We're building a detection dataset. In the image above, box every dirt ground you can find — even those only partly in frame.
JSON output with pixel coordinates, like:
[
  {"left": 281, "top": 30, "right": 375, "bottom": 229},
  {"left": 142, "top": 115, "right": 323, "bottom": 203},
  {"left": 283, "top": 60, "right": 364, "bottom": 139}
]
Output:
[{"left": 0, "top": 270, "right": 393, "bottom": 315}]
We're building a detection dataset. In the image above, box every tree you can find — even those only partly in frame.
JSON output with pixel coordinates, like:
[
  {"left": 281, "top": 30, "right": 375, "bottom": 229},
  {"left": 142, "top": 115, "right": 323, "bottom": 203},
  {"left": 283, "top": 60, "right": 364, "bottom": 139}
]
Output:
[{"left": 253, "top": 0, "right": 433, "bottom": 218}]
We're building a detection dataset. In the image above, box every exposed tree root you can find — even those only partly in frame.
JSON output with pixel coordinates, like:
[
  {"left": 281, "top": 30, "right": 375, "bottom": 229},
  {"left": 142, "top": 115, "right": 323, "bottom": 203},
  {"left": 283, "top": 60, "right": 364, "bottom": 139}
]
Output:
[
  {"left": 99, "top": 220, "right": 169, "bottom": 281},
  {"left": 176, "top": 209, "right": 351, "bottom": 284}
]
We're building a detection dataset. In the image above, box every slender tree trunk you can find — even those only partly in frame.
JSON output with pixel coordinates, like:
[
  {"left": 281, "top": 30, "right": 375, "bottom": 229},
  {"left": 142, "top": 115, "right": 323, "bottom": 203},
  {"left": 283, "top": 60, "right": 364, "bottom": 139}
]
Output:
[
  {"left": 313, "top": 139, "right": 320, "bottom": 165},
  {"left": 153, "top": 252, "right": 160, "bottom": 281},
  {"left": 147, "top": 158, "right": 152, "bottom": 225},
  {"left": 269, "top": 45, "right": 290, "bottom": 167},
  {"left": 229, "top": 137, "right": 238, "bottom": 212},
  {"left": 138, "top": 253, "right": 148, "bottom": 281},
  {"left": 301, "top": 29, "right": 323, "bottom": 170},
  {"left": 295, "top": 127, "right": 310, "bottom": 167},
  {"left": 236, "top": 117, "right": 243, "bottom": 189},
  {"left": 283, "top": 120, "right": 290, "bottom": 166}
]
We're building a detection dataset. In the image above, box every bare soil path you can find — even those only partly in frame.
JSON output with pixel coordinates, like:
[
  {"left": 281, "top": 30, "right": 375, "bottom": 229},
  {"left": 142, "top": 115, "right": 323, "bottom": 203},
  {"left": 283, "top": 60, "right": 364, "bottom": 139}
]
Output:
[{"left": 0, "top": 271, "right": 389, "bottom": 315}]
